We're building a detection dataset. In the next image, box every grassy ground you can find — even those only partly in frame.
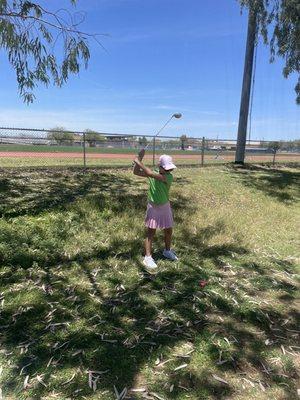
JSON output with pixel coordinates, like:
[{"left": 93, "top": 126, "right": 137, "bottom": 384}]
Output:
[
  {"left": 0, "top": 144, "right": 203, "bottom": 155},
  {"left": 0, "top": 164, "right": 299, "bottom": 400},
  {"left": 1, "top": 155, "right": 299, "bottom": 169},
  {"left": 0, "top": 157, "right": 220, "bottom": 168}
]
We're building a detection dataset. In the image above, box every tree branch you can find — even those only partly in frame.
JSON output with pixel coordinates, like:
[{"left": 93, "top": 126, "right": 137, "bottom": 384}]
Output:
[{"left": 0, "top": 12, "right": 109, "bottom": 39}]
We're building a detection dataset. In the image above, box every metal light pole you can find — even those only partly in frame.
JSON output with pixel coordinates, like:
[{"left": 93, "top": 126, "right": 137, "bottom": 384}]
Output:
[{"left": 235, "top": 8, "right": 257, "bottom": 164}]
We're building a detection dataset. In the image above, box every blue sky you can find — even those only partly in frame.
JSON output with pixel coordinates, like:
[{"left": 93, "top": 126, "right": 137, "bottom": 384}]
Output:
[{"left": 0, "top": 0, "right": 299, "bottom": 140}]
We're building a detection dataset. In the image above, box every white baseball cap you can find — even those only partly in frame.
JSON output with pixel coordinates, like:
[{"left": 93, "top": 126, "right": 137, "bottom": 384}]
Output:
[{"left": 159, "top": 154, "right": 177, "bottom": 170}]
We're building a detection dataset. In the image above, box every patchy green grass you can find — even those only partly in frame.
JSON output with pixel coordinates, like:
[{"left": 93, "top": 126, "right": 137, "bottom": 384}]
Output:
[
  {"left": 0, "top": 156, "right": 132, "bottom": 168},
  {"left": 0, "top": 154, "right": 219, "bottom": 169},
  {"left": 0, "top": 157, "right": 203, "bottom": 169},
  {"left": 2, "top": 155, "right": 299, "bottom": 169},
  {"left": 0, "top": 164, "right": 299, "bottom": 400},
  {"left": 1, "top": 142, "right": 299, "bottom": 169},
  {"left": 0, "top": 144, "right": 203, "bottom": 155}
]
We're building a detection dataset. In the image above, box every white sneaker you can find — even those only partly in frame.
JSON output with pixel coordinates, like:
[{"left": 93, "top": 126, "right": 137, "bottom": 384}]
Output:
[
  {"left": 142, "top": 256, "right": 158, "bottom": 273},
  {"left": 163, "top": 249, "right": 178, "bottom": 261}
]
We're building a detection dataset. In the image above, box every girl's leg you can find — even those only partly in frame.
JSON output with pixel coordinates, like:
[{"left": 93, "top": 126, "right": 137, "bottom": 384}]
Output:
[
  {"left": 164, "top": 227, "right": 172, "bottom": 251},
  {"left": 145, "top": 228, "right": 156, "bottom": 256}
]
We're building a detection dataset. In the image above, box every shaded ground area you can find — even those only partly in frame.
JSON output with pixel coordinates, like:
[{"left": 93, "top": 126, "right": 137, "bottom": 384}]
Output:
[
  {"left": 0, "top": 168, "right": 144, "bottom": 217},
  {"left": 0, "top": 166, "right": 299, "bottom": 400}
]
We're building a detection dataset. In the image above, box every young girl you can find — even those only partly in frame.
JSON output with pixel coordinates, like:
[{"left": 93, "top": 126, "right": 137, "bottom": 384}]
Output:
[{"left": 133, "top": 149, "right": 178, "bottom": 272}]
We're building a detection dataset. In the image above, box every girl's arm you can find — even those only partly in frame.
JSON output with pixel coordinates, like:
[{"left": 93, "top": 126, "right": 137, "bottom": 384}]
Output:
[{"left": 133, "top": 158, "right": 167, "bottom": 182}]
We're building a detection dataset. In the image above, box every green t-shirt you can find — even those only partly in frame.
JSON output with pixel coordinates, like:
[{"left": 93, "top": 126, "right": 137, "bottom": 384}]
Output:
[{"left": 148, "top": 171, "right": 173, "bottom": 205}]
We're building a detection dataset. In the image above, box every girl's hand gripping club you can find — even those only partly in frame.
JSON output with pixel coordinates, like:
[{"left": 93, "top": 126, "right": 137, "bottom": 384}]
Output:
[
  {"left": 138, "top": 148, "right": 145, "bottom": 161},
  {"left": 133, "top": 148, "right": 145, "bottom": 167}
]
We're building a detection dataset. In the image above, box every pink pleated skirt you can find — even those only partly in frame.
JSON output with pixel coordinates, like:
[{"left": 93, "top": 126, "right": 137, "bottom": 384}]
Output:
[{"left": 145, "top": 201, "right": 174, "bottom": 229}]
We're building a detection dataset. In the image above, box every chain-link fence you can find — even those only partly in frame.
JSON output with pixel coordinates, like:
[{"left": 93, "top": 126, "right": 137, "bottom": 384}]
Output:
[{"left": 0, "top": 127, "right": 299, "bottom": 168}]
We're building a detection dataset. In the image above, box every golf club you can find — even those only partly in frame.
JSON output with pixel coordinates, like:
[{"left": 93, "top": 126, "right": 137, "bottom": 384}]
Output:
[
  {"left": 133, "top": 113, "right": 182, "bottom": 166},
  {"left": 144, "top": 113, "right": 182, "bottom": 150}
]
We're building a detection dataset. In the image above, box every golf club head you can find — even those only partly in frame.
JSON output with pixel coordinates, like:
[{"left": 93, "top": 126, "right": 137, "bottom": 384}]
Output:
[{"left": 173, "top": 113, "right": 182, "bottom": 119}]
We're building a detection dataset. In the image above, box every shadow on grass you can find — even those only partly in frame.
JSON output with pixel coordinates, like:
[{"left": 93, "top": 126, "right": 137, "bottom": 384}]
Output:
[
  {"left": 0, "top": 168, "right": 194, "bottom": 225},
  {"left": 227, "top": 164, "right": 300, "bottom": 204},
  {"left": 0, "top": 223, "right": 299, "bottom": 399},
  {"left": 0, "top": 168, "right": 146, "bottom": 217}
]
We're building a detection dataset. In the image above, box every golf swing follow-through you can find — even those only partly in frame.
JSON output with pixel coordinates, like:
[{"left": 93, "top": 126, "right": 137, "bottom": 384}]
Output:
[
  {"left": 132, "top": 113, "right": 182, "bottom": 166},
  {"left": 133, "top": 113, "right": 182, "bottom": 273},
  {"left": 142, "top": 113, "right": 182, "bottom": 151}
]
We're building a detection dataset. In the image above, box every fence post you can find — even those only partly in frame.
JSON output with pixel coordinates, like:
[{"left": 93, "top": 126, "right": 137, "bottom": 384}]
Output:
[
  {"left": 272, "top": 149, "right": 276, "bottom": 166},
  {"left": 201, "top": 136, "right": 205, "bottom": 166},
  {"left": 83, "top": 131, "right": 86, "bottom": 168},
  {"left": 152, "top": 137, "right": 156, "bottom": 167}
]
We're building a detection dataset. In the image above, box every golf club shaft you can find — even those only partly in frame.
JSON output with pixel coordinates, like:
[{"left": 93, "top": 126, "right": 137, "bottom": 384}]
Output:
[
  {"left": 144, "top": 115, "right": 174, "bottom": 150},
  {"left": 132, "top": 115, "right": 175, "bottom": 166}
]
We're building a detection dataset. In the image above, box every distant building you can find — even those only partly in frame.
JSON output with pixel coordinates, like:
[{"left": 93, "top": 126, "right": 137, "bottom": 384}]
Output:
[
  {"left": 105, "top": 135, "right": 128, "bottom": 141},
  {"left": 0, "top": 137, "right": 53, "bottom": 145}
]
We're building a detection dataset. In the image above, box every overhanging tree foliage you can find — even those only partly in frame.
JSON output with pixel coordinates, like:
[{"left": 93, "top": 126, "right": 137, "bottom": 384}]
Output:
[
  {"left": 238, "top": 0, "right": 300, "bottom": 104},
  {"left": 0, "top": 0, "right": 105, "bottom": 103}
]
